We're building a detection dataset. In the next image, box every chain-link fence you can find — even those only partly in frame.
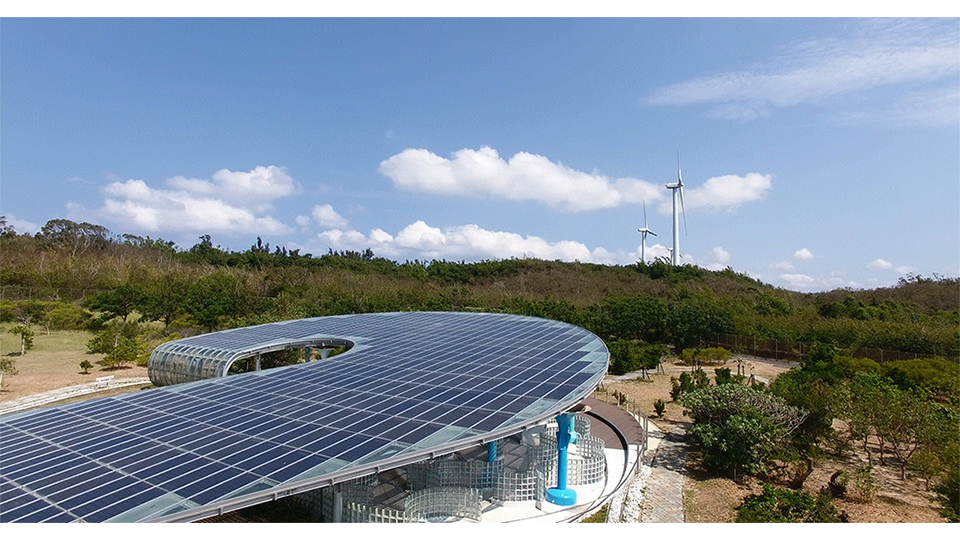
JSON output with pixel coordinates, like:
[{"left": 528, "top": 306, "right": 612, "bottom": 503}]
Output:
[{"left": 699, "top": 332, "right": 958, "bottom": 365}]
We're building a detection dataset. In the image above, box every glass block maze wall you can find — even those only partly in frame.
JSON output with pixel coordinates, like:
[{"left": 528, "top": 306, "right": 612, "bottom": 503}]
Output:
[{"left": 302, "top": 416, "right": 606, "bottom": 522}]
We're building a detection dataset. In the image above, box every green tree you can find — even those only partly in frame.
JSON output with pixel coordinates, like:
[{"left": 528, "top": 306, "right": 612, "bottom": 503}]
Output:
[
  {"left": 138, "top": 272, "right": 189, "bottom": 331},
  {"left": 185, "top": 271, "right": 251, "bottom": 332},
  {"left": 681, "top": 384, "right": 807, "bottom": 480},
  {"left": 0, "top": 354, "right": 18, "bottom": 390},
  {"left": 103, "top": 336, "right": 143, "bottom": 369},
  {"left": 7, "top": 323, "right": 35, "bottom": 355},
  {"left": 79, "top": 359, "right": 93, "bottom": 374},
  {"left": 667, "top": 290, "right": 735, "bottom": 352},
  {"left": 84, "top": 284, "right": 143, "bottom": 325},
  {"left": 36, "top": 218, "right": 113, "bottom": 256}
]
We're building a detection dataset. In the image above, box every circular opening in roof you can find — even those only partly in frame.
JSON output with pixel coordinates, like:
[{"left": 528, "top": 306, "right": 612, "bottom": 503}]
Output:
[{"left": 227, "top": 341, "right": 354, "bottom": 376}]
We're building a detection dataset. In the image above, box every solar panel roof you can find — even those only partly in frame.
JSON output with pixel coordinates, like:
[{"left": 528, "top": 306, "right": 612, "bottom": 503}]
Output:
[{"left": 0, "top": 311, "right": 608, "bottom": 523}]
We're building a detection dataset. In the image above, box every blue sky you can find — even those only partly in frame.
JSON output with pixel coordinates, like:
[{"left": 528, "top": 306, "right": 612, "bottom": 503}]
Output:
[{"left": 1, "top": 15, "right": 958, "bottom": 292}]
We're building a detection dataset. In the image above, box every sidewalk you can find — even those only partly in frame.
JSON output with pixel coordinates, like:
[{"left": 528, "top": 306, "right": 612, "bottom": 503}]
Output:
[
  {"left": 639, "top": 419, "right": 687, "bottom": 523},
  {"left": 0, "top": 377, "right": 151, "bottom": 415}
]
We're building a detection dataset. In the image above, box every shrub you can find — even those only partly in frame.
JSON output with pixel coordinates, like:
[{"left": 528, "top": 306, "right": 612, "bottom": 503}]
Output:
[
  {"left": 715, "top": 367, "right": 733, "bottom": 385},
  {"left": 87, "top": 320, "right": 139, "bottom": 355},
  {"left": 680, "top": 347, "right": 731, "bottom": 366},
  {"left": 681, "top": 384, "right": 807, "bottom": 479},
  {"left": 933, "top": 466, "right": 959, "bottom": 522},
  {"left": 670, "top": 368, "right": 710, "bottom": 401},
  {"left": 102, "top": 336, "right": 143, "bottom": 369},
  {"left": 850, "top": 465, "right": 879, "bottom": 502},
  {"left": 654, "top": 399, "right": 666, "bottom": 418},
  {"left": 736, "top": 484, "right": 843, "bottom": 523},
  {"left": 43, "top": 303, "right": 92, "bottom": 330}
]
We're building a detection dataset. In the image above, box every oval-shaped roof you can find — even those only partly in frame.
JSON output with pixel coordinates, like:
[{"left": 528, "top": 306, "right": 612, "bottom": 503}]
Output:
[{"left": 0, "top": 312, "right": 608, "bottom": 523}]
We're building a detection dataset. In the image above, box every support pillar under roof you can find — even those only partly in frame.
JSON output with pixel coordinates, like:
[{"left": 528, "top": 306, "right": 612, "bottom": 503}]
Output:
[{"left": 545, "top": 413, "right": 577, "bottom": 506}]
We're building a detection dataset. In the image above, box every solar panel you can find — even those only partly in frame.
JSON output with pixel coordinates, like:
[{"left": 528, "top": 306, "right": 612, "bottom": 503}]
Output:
[{"left": 0, "top": 311, "right": 607, "bottom": 522}]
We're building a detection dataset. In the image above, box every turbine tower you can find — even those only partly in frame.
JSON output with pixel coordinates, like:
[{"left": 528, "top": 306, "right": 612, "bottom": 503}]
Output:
[
  {"left": 664, "top": 154, "right": 686, "bottom": 266},
  {"left": 637, "top": 201, "right": 657, "bottom": 264}
]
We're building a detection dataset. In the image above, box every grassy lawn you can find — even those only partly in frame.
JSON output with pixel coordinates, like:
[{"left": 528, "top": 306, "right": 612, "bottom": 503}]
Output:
[{"left": 1, "top": 323, "right": 94, "bottom": 356}]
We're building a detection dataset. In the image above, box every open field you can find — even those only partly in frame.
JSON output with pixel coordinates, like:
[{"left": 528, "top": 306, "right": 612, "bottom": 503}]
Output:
[{"left": 0, "top": 325, "right": 149, "bottom": 402}]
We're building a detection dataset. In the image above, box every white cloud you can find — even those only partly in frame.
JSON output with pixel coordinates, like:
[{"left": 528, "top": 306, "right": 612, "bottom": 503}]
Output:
[
  {"left": 780, "top": 273, "right": 817, "bottom": 288},
  {"left": 896, "top": 265, "right": 916, "bottom": 275},
  {"left": 167, "top": 166, "right": 299, "bottom": 212},
  {"left": 308, "top": 218, "right": 638, "bottom": 264},
  {"left": 311, "top": 204, "right": 349, "bottom": 229},
  {"left": 868, "top": 258, "right": 893, "bottom": 270},
  {"left": 794, "top": 248, "right": 814, "bottom": 260},
  {"left": 379, "top": 146, "right": 663, "bottom": 212},
  {"left": 770, "top": 260, "right": 794, "bottom": 271},
  {"left": 712, "top": 246, "right": 731, "bottom": 264},
  {"left": 1, "top": 214, "right": 39, "bottom": 235},
  {"left": 646, "top": 19, "right": 959, "bottom": 124},
  {"left": 664, "top": 173, "right": 772, "bottom": 213},
  {"left": 96, "top": 166, "right": 297, "bottom": 237}
]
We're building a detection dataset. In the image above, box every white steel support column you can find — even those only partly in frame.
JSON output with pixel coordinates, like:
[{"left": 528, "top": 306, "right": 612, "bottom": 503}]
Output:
[{"left": 333, "top": 486, "right": 343, "bottom": 523}]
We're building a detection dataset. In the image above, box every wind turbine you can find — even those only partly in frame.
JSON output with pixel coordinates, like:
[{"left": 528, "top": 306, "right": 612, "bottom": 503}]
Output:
[
  {"left": 637, "top": 201, "right": 657, "bottom": 264},
  {"left": 664, "top": 153, "right": 687, "bottom": 266}
]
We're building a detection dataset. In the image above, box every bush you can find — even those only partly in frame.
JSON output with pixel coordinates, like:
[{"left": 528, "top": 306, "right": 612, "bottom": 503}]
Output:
[
  {"left": 736, "top": 484, "right": 843, "bottom": 523},
  {"left": 715, "top": 367, "right": 733, "bottom": 385},
  {"left": 43, "top": 303, "right": 92, "bottom": 330},
  {"left": 654, "top": 399, "right": 666, "bottom": 418},
  {"left": 102, "top": 336, "right": 143, "bottom": 369},
  {"left": 87, "top": 320, "right": 139, "bottom": 355},
  {"left": 850, "top": 465, "right": 879, "bottom": 503},
  {"left": 681, "top": 384, "right": 807, "bottom": 479},
  {"left": 670, "top": 368, "right": 710, "bottom": 401},
  {"left": 680, "top": 346, "right": 731, "bottom": 366},
  {"left": 933, "top": 466, "right": 960, "bottom": 522}
]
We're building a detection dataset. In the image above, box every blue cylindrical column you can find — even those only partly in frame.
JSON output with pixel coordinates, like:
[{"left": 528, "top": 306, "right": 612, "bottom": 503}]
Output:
[
  {"left": 487, "top": 441, "right": 497, "bottom": 463},
  {"left": 545, "top": 413, "right": 577, "bottom": 506},
  {"left": 305, "top": 347, "right": 312, "bottom": 362}
]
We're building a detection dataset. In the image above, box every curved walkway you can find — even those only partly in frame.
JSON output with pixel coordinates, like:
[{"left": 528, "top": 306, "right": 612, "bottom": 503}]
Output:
[
  {"left": 0, "top": 377, "right": 151, "bottom": 415},
  {"left": 638, "top": 420, "right": 688, "bottom": 523}
]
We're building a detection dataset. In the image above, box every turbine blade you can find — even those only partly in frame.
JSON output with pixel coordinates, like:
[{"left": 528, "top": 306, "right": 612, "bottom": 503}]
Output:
[
  {"left": 677, "top": 151, "right": 683, "bottom": 187},
  {"left": 680, "top": 186, "right": 688, "bottom": 235}
]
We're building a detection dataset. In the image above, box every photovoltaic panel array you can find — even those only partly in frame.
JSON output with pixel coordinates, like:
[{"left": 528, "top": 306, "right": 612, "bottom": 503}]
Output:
[{"left": 0, "top": 312, "right": 608, "bottom": 523}]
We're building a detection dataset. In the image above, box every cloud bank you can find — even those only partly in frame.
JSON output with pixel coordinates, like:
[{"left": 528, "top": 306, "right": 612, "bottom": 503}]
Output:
[
  {"left": 315, "top": 219, "right": 627, "bottom": 264},
  {"left": 646, "top": 19, "right": 959, "bottom": 124},
  {"left": 662, "top": 172, "right": 772, "bottom": 213},
  {"left": 379, "top": 146, "right": 663, "bottom": 212},
  {"left": 97, "top": 166, "right": 298, "bottom": 236}
]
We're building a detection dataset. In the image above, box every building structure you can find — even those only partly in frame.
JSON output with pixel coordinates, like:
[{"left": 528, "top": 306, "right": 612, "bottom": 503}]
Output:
[{"left": 0, "top": 311, "right": 611, "bottom": 523}]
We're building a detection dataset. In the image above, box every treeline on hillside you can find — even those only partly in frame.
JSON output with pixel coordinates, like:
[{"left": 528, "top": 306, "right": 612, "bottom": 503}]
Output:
[{"left": 1, "top": 218, "right": 957, "bottom": 359}]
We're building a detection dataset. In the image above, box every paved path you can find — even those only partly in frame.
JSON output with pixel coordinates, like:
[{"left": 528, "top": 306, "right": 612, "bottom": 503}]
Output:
[
  {"left": 639, "top": 420, "right": 689, "bottom": 523},
  {"left": 0, "top": 377, "right": 150, "bottom": 415}
]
